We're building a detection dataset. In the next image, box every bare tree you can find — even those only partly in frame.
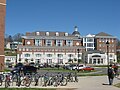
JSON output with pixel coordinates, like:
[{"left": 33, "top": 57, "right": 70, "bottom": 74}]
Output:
[{"left": 13, "top": 33, "right": 24, "bottom": 42}]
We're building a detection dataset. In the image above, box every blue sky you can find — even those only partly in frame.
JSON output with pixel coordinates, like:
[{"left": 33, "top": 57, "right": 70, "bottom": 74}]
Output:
[{"left": 6, "top": 0, "right": 120, "bottom": 39}]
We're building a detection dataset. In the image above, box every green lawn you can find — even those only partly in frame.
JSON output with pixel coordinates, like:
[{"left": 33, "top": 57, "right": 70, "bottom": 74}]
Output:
[
  {"left": 114, "top": 83, "right": 120, "bottom": 88},
  {"left": 40, "top": 67, "right": 75, "bottom": 72}
]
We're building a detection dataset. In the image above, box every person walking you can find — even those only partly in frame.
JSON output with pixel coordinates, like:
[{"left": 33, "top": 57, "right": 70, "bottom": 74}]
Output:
[{"left": 108, "top": 64, "right": 115, "bottom": 85}]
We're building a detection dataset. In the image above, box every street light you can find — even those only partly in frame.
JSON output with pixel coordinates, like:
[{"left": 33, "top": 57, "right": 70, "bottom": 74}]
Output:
[
  {"left": 77, "top": 49, "right": 80, "bottom": 65},
  {"left": 15, "top": 49, "right": 17, "bottom": 65},
  {"left": 106, "top": 41, "right": 109, "bottom": 68}
]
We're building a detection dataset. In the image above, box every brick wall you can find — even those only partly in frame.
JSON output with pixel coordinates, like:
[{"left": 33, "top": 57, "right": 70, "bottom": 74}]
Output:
[{"left": 0, "top": 0, "right": 6, "bottom": 71}]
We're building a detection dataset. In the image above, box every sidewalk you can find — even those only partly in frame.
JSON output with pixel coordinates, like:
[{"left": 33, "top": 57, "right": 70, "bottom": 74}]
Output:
[
  {"left": 66, "top": 76, "right": 120, "bottom": 90},
  {"left": 0, "top": 76, "right": 120, "bottom": 90}
]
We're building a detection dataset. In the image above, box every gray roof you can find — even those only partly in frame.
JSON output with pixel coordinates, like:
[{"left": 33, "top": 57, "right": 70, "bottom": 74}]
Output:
[
  {"left": 95, "top": 32, "right": 116, "bottom": 38},
  {"left": 22, "top": 36, "right": 82, "bottom": 40},
  {"left": 18, "top": 45, "right": 85, "bottom": 49},
  {"left": 96, "top": 32, "right": 112, "bottom": 36},
  {"left": 72, "top": 31, "right": 80, "bottom": 35}
]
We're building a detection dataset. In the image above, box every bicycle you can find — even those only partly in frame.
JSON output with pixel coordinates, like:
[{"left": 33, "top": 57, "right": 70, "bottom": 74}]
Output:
[
  {"left": 5, "top": 74, "right": 11, "bottom": 88},
  {"left": 20, "top": 74, "right": 31, "bottom": 87},
  {"left": 0, "top": 74, "right": 4, "bottom": 86}
]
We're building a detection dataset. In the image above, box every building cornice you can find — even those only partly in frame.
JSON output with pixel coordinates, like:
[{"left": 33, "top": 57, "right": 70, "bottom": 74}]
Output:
[
  {"left": 18, "top": 45, "right": 85, "bottom": 49},
  {"left": 22, "top": 36, "right": 82, "bottom": 40}
]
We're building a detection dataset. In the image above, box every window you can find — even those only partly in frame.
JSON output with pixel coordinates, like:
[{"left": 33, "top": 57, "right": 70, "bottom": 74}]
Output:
[
  {"left": 25, "top": 54, "right": 30, "bottom": 57},
  {"left": 56, "top": 40, "right": 63, "bottom": 46},
  {"left": 58, "top": 54, "right": 63, "bottom": 57},
  {"left": 112, "top": 39, "right": 114, "bottom": 42},
  {"left": 66, "top": 40, "right": 73, "bottom": 46},
  {"left": 98, "top": 59, "right": 100, "bottom": 64},
  {"left": 36, "top": 32, "right": 40, "bottom": 35},
  {"left": 110, "top": 54, "right": 113, "bottom": 57},
  {"left": 84, "top": 38, "right": 86, "bottom": 42},
  {"left": 65, "top": 33, "right": 68, "bottom": 36},
  {"left": 89, "top": 58, "right": 92, "bottom": 64},
  {"left": 87, "top": 43, "right": 94, "bottom": 47},
  {"left": 56, "top": 32, "right": 59, "bottom": 36},
  {"left": 47, "top": 54, "right": 52, "bottom": 57},
  {"left": 93, "top": 59, "right": 96, "bottom": 64},
  {"left": 35, "top": 59, "right": 40, "bottom": 63},
  {"left": 58, "top": 59, "right": 63, "bottom": 64},
  {"left": 36, "top": 54, "right": 41, "bottom": 57},
  {"left": 112, "top": 49, "right": 114, "bottom": 52},
  {"left": 23, "top": 48, "right": 25, "bottom": 51},
  {"left": 26, "top": 48, "right": 29, "bottom": 51},
  {"left": 68, "top": 54, "right": 73, "bottom": 57},
  {"left": 87, "top": 48, "right": 94, "bottom": 51},
  {"left": 46, "top": 40, "right": 52, "bottom": 46},
  {"left": 101, "top": 59, "right": 103, "bottom": 63},
  {"left": 46, "top": 32, "right": 49, "bottom": 36},
  {"left": 87, "top": 38, "right": 94, "bottom": 42},
  {"left": 35, "top": 39, "right": 42, "bottom": 46},
  {"left": 47, "top": 59, "right": 52, "bottom": 64}
]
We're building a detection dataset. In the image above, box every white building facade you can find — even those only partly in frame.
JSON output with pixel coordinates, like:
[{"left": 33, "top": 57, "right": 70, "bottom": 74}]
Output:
[{"left": 82, "top": 34, "right": 95, "bottom": 51}]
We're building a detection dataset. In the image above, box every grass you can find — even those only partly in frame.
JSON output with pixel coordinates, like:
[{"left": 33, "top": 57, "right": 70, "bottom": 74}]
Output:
[
  {"left": 40, "top": 67, "right": 102, "bottom": 76},
  {"left": 39, "top": 68, "right": 75, "bottom": 73},
  {"left": 4, "top": 68, "right": 11, "bottom": 72},
  {"left": 40, "top": 67, "right": 96, "bottom": 73},
  {"left": 92, "top": 65, "right": 107, "bottom": 67},
  {"left": 114, "top": 83, "right": 120, "bottom": 88}
]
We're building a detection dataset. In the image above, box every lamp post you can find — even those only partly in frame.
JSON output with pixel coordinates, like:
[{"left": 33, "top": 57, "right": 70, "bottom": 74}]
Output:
[
  {"left": 69, "top": 54, "right": 72, "bottom": 63},
  {"left": 106, "top": 41, "right": 109, "bottom": 69},
  {"left": 15, "top": 49, "right": 17, "bottom": 65},
  {"left": 77, "top": 49, "right": 80, "bottom": 65}
]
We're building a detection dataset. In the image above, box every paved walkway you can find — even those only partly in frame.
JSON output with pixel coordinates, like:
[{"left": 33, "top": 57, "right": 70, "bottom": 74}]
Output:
[
  {"left": 32, "top": 76, "right": 120, "bottom": 90},
  {"left": 66, "top": 76, "right": 120, "bottom": 90},
  {"left": 0, "top": 76, "right": 120, "bottom": 90}
]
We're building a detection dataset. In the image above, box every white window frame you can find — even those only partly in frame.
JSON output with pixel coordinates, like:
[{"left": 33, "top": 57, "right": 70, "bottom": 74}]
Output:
[
  {"left": 46, "top": 40, "right": 52, "bottom": 46},
  {"left": 56, "top": 40, "right": 63, "bottom": 46},
  {"left": 35, "top": 39, "right": 42, "bottom": 46}
]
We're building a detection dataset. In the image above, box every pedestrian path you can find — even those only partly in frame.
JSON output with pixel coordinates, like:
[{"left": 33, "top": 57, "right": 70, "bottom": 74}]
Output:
[
  {"left": 0, "top": 76, "right": 119, "bottom": 90},
  {"left": 66, "top": 76, "right": 120, "bottom": 90}
]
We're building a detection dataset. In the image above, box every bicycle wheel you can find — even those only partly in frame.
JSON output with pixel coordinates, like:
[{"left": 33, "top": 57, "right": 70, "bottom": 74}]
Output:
[
  {"left": 25, "top": 79, "right": 31, "bottom": 87},
  {"left": 21, "top": 79, "right": 25, "bottom": 86},
  {"left": 0, "top": 74, "right": 4, "bottom": 81},
  {"left": 0, "top": 80, "right": 2, "bottom": 86},
  {"left": 5, "top": 80, "right": 10, "bottom": 88},
  {"left": 61, "top": 78, "right": 67, "bottom": 86}
]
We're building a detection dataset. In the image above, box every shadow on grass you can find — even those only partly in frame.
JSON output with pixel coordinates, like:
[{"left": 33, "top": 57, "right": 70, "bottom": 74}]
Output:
[{"left": 114, "top": 83, "right": 120, "bottom": 88}]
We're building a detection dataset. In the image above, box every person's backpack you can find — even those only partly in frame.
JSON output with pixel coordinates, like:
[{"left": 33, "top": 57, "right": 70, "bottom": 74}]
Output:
[
  {"left": 108, "top": 68, "right": 114, "bottom": 77},
  {"left": 108, "top": 68, "right": 113, "bottom": 74}
]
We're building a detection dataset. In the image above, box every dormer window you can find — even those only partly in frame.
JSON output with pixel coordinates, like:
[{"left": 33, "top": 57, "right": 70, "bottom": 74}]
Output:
[
  {"left": 56, "top": 32, "right": 59, "bottom": 36},
  {"left": 46, "top": 32, "right": 49, "bottom": 36},
  {"left": 65, "top": 33, "right": 68, "bottom": 36},
  {"left": 36, "top": 32, "right": 40, "bottom": 35}
]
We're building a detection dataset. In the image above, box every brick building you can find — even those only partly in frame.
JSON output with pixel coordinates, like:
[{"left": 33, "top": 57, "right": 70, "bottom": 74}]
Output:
[
  {"left": 95, "top": 32, "right": 117, "bottom": 63},
  {"left": 82, "top": 32, "right": 117, "bottom": 65},
  {"left": 0, "top": 0, "right": 6, "bottom": 71},
  {"left": 17, "top": 26, "right": 85, "bottom": 65}
]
